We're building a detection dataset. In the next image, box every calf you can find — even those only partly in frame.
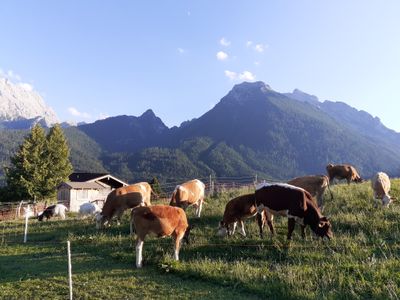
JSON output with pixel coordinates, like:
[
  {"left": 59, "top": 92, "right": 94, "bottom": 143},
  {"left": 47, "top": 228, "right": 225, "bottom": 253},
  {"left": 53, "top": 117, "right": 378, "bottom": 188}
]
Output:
[
  {"left": 38, "top": 204, "right": 68, "bottom": 221},
  {"left": 79, "top": 202, "right": 101, "bottom": 217},
  {"left": 96, "top": 182, "right": 152, "bottom": 229},
  {"left": 217, "top": 194, "right": 256, "bottom": 237},
  {"left": 287, "top": 175, "right": 333, "bottom": 208},
  {"left": 170, "top": 179, "right": 205, "bottom": 217},
  {"left": 130, "top": 205, "right": 191, "bottom": 268},
  {"left": 326, "top": 163, "right": 362, "bottom": 184},
  {"left": 217, "top": 193, "right": 270, "bottom": 237},
  {"left": 371, "top": 172, "right": 396, "bottom": 207},
  {"left": 255, "top": 183, "right": 333, "bottom": 240}
]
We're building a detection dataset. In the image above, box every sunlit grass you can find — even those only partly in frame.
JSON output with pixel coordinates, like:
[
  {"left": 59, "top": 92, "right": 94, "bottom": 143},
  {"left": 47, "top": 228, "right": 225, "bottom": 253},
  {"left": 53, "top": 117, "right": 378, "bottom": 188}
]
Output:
[{"left": 1, "top": 183, "right": 399, "bottom": 299}]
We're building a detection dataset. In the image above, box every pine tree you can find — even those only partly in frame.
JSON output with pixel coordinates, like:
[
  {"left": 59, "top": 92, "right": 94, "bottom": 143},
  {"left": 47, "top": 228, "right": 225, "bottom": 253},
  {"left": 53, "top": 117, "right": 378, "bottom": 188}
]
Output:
[
  {"left": 5, "top": 124, "right": 73, "bottom": 201},
  {"left": 44, "top": 124, "right": 73, "bottom": 197},
  {"left": 5, "top": 124, "right": 47, "bottom": 200}
]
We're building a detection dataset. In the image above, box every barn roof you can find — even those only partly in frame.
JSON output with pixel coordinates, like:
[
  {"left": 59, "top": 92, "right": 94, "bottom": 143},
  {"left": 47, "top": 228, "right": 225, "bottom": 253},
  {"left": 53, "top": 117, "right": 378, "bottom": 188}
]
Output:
[
  {"left": 68, "top": 172, "right": 128, "bottom": 188},
  {"left": 59, "top": 182, "right": 105, "bottom": 189},
  {"left": 69, "top": 173, "right": 109, "bottom": 182}
]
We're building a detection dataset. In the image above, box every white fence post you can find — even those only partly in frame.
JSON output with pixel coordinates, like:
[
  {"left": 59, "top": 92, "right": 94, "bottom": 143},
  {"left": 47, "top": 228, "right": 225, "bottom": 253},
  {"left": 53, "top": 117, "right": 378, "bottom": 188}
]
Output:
[
  {"left": 23, "top": 210, "right": 29, "bottom": 243},
  {"left": 67, "top": 241, "right": 73, "bottom": 300}
]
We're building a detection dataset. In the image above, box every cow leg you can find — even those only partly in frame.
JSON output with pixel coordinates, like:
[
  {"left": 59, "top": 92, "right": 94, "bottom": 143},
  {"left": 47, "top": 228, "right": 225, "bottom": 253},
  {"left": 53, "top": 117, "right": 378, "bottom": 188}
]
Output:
[
  {"left": 174, "top": 232, "right": 184, "bottom": 261},
  {"left": 231, "top": 222, "right": 237, "bottom": 235},
  {"left": 136, "top": 238, "right": 144, "bottom": 268},
  {"left": 196, "top": 199, "right": 203, "bottom": 218},
  {"left": 257, "top": 213, "right": 265, "bottom": 238},
  {"left": 267, "top": 213, "right": 275, "bottom": 236},
  {"left": 287, "top": 218, "right": 296, "bottom": 240},
  {"left": 115, "top": 209, "right": 124, "bottom": 226},
  {"left": 239, "top": 220, "right": 246, "bottom": 237},
  {"left": 300, "top": 225, "right": 306, "bottom": 239}
]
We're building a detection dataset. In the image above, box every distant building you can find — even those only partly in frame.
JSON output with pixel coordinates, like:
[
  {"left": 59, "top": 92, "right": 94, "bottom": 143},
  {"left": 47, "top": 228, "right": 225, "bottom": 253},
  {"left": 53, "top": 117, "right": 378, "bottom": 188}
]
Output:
[{"left": 57, "top": 173, "right": 128, "bottom": 212}]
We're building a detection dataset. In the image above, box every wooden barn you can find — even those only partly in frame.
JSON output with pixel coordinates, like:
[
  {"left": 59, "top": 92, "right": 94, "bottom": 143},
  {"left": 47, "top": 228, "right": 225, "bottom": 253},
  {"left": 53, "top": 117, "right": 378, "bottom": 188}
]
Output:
[{"left": 57, "top": 173, "right": 128, "bottom": 212}]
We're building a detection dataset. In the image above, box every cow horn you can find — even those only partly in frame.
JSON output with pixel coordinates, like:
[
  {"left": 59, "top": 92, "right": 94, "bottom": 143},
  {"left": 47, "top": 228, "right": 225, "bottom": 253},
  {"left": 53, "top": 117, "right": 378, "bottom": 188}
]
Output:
[{"left": 318, "top": 222, "right": 325, "bottom": 228}]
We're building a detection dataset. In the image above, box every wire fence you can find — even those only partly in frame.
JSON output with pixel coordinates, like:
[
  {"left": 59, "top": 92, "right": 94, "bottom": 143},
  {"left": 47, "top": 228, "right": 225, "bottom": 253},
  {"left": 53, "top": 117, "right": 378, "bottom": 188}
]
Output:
[{"left": 0, "top": 174, "right": 281, "bottom": 221}]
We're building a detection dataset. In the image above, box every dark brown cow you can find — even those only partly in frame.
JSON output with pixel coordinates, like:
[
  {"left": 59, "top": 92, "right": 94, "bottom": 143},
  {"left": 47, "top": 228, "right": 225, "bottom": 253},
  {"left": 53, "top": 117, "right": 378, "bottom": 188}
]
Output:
[
  {"left": 255, "top": 183, "right": 333, "bottom": 240},
  {"left": 326, "top": 164, "right": 362, "bottom": 184},
  {"left": 130, "top": 205, "right": 191, "bottom": 268}
]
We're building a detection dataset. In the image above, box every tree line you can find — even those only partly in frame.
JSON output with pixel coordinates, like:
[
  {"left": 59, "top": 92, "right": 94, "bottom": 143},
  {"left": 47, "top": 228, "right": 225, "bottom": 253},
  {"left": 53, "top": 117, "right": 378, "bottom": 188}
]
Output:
[{"left": 1, "top": 124, "right": 72, "bottom": 202}]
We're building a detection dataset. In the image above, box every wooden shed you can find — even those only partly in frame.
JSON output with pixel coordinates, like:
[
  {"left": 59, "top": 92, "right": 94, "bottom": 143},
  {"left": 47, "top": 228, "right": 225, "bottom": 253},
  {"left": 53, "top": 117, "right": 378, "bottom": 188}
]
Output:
[{"left": 57, "top": 173, "right": 128, "bottom": 212}]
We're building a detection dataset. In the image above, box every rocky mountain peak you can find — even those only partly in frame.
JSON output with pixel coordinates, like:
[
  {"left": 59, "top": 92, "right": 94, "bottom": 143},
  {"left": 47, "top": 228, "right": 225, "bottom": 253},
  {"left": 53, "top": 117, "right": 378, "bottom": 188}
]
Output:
[{"left": 0, "top": 77, "right": 58, "bottom": 127}]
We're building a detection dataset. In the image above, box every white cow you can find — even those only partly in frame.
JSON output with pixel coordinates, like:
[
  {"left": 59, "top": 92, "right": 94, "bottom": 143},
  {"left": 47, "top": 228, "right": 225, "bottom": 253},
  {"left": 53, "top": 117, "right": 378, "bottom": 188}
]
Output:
[
  {"left": 79, "top": 202, "right": 101, "bottom": 217},
  {"left": 371, "top": 172, "right": 395, "bottom": 207}
]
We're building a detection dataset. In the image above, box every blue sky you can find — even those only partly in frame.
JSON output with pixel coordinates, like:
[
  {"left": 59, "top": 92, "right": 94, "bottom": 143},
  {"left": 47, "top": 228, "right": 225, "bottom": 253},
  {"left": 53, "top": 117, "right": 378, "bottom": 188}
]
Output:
[{"left": 1, "top": 1, "right": 400, "bottom": 131}]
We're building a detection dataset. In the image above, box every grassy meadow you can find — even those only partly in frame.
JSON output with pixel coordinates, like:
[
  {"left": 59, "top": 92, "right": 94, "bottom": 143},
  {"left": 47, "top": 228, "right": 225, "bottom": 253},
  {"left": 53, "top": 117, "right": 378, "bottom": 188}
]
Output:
[{"left": 1, "top": 181, "right": 400, "bottom": 299}]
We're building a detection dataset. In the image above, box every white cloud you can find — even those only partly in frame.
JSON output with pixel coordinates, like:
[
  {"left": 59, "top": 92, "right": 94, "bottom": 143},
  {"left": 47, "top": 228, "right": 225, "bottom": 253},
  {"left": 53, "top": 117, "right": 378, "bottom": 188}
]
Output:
[
  {"left": 224, "top": 70, "right": 256, "bottom": 81},
  {"left": 216, "top": 51, "right": 228, "bottom": 61},
  {"left": 187, "top": 11, "right": 191, "bottom": 16},
  {"left": 254, "top": 61, "right": 260, "bottom": 66},
  {"left": 177, "top": 48, "right": 185, "bottom": 54},
  {"left": 220, "top": 37, "right": 231, "bottom": 47},
  {"left": 246, "top": 41, "right": 253, "bottom": 47},
  {"left": 98, "top": 113, "right": 109, "bottom": 120},
  {"left": 239, "top": 71, "right": 256, "bottom": 81},
  {"left": 254, "top": 44, "right": 267, "bottom": 53},
  {"left": 224, "top": 70, "right": 237, "bottom": 80},
  {"left": 68, "top": 107, "right": 91, "bottom": 118},
  {"left": 18, "top": 83, "right": 34, "bottom": 91}
]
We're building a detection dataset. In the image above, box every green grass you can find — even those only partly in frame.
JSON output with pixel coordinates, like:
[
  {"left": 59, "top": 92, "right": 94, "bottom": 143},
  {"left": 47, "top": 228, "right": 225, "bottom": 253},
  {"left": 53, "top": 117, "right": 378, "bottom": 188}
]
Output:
[{"left": 1, "top": 183, "right": 400, "bottom": 299}]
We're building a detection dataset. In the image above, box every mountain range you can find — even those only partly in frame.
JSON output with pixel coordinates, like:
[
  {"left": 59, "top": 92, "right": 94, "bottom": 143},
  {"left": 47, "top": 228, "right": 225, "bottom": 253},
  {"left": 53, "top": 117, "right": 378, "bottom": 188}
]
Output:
[{"left": 1, "top": 80, "right": 399, "bottom": 184}]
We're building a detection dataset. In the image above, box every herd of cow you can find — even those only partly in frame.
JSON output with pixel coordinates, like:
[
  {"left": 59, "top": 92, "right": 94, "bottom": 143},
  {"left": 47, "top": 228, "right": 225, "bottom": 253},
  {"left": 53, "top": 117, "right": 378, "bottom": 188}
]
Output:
[{"left": 36, "top": 163, "right": 396, "bottom": 268}]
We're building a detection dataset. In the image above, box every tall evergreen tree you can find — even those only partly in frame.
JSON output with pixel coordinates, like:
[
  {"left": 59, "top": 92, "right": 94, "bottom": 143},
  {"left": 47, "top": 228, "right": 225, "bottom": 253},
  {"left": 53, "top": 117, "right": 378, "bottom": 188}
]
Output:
[
  {"left": 5, "top": 124, "right": 47, "bottom": 200},
  {"left": 44, "top": 124, "right": 73, "bottom": 196},
  {"left": 5, "top": 124, "right": 73, "bottom": 201}
]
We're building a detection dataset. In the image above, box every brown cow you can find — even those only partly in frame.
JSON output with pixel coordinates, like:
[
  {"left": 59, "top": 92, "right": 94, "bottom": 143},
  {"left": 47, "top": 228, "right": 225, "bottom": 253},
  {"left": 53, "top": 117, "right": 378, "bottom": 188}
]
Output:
[
  {"left": 96, "top": 182, "right": 152, "bottom": 229},
  {"left": 217, "top": 193, "right": 270, "bottom": 237},
  {"left": 130, "top": 205, "right": 191, "bottom": 268},
  {"left": 170, "top": 179, "right": 205, "bottom": 217},
  {"left": 326, "top": 163, "right": 362, "bottom": 184},
  {"left": 371, "top": 172, "right": 396, "bottom": 207},
  {"left": 287, "top": 175, "right": 333, "bottom": 208},
  {"left": 255, "top": 183, "right": 333, "bottom": 240}
]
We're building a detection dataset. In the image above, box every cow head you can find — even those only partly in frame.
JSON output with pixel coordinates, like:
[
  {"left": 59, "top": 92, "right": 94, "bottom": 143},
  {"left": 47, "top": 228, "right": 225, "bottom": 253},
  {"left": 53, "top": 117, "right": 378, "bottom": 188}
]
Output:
[
  {"left": 217, "top": 221, "right": 229, "bottom": 237},
  {"left": 314, "top": 217, "right": 333, "bottom": 239},
  {"left": 382, "top": 195, "right": 395, "bottom": 207},
  {"left": 95, "top": 213, "right": 108, "bottom": 229},
  {"left": 37, "top": 212, "right": 44, "bottom": 222},
  {"left": 182, "top": 224, "right": 194, "bottom": 244}
]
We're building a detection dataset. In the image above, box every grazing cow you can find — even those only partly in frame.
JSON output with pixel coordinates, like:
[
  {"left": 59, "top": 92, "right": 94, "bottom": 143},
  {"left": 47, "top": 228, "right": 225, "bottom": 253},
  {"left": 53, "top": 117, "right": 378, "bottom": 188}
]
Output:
[
  {"left": 287, "top": 175, "right": 333, "bottom": 208},
  {"left": 38, "top": 204, "right": 68, "bottom": 221},
  {"left": 326, "top": 163, "right": 362, "bottom": 184},
  {"left": 169, "top": 179, "right": 205, "bottom": 217},
  {"left": 255, "top": 183, "right": 333, "bottom": 240},
  {"left": 79, "top": 202, "right": 101, "bottom": 217},
  {"left": 96, "top": 182, "right": 152, "bottom": 229},
  {"left": 217, "top": 193, "right": 270, "bottom": 237},
  {"left": 371, "top": 172, "right": 396, "bottom": 207},
  {"left": 130, "top": 205, "right": 191, "bottom": 268}
]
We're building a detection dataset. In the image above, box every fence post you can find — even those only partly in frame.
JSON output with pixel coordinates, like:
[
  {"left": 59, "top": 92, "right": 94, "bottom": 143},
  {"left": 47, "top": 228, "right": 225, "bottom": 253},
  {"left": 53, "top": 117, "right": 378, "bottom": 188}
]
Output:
[
  {"left": 209, "top": 174, "right": 214, "bottom": 197},
  {"left": 23, "top": 209, "right": 29, "bottom": 243},
  {"left": 67, "top": 241, "right": 73, "bottom": 300}
]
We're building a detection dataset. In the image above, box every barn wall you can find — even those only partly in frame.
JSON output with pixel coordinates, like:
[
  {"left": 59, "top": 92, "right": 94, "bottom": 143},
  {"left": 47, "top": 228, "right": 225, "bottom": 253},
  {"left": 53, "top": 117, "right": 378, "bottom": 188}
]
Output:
[{"left": 69, "top": 188, "right": 111, "bottom": 212}]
